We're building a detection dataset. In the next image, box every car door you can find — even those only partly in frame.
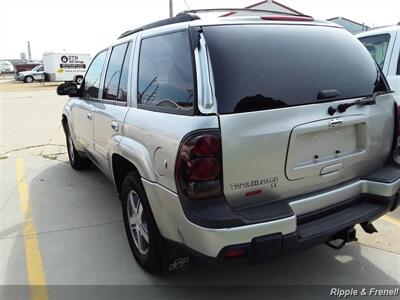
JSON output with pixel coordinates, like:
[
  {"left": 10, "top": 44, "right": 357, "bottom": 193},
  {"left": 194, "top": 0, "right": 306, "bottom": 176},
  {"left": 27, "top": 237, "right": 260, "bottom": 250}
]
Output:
[
  {"left": 33, "top": 66, "right": 44, "bottom": 80},
  {"left": 92, "top": 41, "right": 134, "bottom": 176},
  {"left": 70, "top": 49, "right": 108, "bottom": 153}
]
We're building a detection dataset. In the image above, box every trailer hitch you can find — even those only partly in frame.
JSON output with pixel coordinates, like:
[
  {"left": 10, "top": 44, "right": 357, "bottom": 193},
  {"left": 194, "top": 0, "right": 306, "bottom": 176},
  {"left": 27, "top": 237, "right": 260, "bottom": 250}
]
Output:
[{"left": 325, "top": 228, "right": 358, "bottom": 250}]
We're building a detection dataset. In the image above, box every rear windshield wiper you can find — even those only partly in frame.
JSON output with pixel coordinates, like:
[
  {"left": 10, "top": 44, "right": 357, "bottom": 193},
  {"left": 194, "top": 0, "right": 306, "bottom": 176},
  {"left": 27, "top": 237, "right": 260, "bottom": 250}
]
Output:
[{"left": 327, "top": 91, "right": 392, "bottom": 116}]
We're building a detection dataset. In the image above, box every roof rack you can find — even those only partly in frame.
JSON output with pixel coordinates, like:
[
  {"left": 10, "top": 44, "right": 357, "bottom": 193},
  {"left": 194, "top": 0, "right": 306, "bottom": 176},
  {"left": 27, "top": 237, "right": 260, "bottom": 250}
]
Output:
[
  {"left": 118, "top": 8, "right": 313, "bottom": 39},
  {"left": 118, "top": 13, "right": 200, "bottom": 39},
  {"left": 177, "top": 8, "right": 313, "bottom": 18}
]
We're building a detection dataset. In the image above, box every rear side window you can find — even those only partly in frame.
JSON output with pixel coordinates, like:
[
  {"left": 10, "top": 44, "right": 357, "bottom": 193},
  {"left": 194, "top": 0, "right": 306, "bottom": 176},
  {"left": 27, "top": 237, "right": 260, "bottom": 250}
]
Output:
[
  {"left": 103, "top": 43, "right": 128, "bottom": 101},
  {"left": 203, "top": 25, "right": 388, "bottom": 114},
  {"left": 83, "top": 50, "right": 108, "bottom": 99},
  {"left": 359, "top": 34, "right": 391, "bottom": 69},
  {"left": 137, "top": 31, "right": 194, "bottom": 114}
]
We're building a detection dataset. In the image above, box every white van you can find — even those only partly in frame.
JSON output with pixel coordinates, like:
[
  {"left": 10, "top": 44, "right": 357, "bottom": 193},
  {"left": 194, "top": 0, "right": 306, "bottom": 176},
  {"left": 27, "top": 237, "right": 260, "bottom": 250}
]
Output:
[
  {"left": 357, "top": 25, "right": 400, "bottom": 103},
  {"left": 43, "top": 52, "right": 91, "bottom": 83}
]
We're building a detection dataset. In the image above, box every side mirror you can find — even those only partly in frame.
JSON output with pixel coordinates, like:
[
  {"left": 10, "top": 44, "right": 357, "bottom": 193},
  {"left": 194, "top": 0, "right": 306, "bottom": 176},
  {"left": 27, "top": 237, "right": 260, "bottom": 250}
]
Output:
[{"left": 57, "top": 82, "right": 79, "bottom": 97}]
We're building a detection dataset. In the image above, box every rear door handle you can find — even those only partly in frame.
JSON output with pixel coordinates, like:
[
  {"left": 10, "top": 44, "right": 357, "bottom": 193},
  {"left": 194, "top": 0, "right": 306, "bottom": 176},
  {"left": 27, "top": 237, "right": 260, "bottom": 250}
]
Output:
[
  {"left": 86, "top": 112, "right": 93, "bottom": 120},
  {"left": 320, "top": 163, "right": 343, "bottom": 176},
  {"left": 111, "top": 121, "right": 119, "bottom": 132}
]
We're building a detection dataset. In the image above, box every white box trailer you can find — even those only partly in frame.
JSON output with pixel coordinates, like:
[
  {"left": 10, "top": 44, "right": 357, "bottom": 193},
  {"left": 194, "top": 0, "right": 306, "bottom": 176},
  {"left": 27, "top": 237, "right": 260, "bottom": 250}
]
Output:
[{"left": 43, "top": 52, "right": 91, "bottom": 82}]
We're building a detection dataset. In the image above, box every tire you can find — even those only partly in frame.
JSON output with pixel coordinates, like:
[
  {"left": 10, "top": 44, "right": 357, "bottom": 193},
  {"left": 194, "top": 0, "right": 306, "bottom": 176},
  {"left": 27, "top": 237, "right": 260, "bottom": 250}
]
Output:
[
  {"left": 24, "top": 76, "right": 34, "bottom": 83},
  {"left": 121, "top": 172, "right": 162, "bottom": 273},
  {"left": 65, "top": 127, "right": 91, "bottom": 170}
]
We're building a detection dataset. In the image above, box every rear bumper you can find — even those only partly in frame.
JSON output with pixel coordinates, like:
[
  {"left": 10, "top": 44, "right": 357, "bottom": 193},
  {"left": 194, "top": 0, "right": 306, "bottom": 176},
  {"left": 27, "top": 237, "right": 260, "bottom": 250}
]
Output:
[
  {"left": 218, "top": 195, "right": 397, "bottom": 263},
  {"left": 142, "top": 162, "right": 400, "bottom": 259}
]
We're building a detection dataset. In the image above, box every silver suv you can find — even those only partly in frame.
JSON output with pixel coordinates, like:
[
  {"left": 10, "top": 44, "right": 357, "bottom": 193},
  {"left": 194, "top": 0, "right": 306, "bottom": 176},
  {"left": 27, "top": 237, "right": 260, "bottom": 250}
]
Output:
[{"left": 57, "top": 9, "right": 400, "bottom": 273}]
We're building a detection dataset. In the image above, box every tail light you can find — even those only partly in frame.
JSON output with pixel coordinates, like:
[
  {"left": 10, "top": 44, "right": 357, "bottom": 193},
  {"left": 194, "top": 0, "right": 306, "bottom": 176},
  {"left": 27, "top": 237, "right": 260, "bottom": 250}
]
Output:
[
  {"left": 394, "top": 103, "right": 400, "bottom": 150},
  {"left": 392, "top": 103, "right": 400, "bottom": 165},
  {"left": 175, "top": 130, "right": 223, "bottom": 200}
]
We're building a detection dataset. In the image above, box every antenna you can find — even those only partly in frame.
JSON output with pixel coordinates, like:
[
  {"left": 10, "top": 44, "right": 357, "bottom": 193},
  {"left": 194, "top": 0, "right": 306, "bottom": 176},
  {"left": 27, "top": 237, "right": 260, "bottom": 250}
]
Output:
[{"left": 183, "top": 0, "right": 190, "bottom": 10}]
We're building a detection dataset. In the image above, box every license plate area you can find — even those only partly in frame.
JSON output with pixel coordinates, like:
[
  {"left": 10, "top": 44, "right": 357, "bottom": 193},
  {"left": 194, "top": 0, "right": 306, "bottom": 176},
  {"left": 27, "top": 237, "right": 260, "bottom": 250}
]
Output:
[{"left": 286, "top": 115, "right": 368, "bottom": 180}]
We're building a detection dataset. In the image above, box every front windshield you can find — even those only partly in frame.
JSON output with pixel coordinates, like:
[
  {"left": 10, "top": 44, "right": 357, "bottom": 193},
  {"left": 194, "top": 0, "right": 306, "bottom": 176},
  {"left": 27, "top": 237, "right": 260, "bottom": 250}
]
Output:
[{"left": 33, "top": 65, "right": 42, "bottom": 71}]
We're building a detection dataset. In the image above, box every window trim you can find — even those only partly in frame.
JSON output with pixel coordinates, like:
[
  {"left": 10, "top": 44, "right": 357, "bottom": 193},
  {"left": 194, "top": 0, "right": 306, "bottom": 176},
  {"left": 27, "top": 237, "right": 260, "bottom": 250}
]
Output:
[
  {"left": 116, "top": 42, "right": 132, "bottom": 103},
  {"left": 81, "top": 48, "right": 109, "bottom": 101},
  {"left": 136, "top": 29, "right": 197, "bottom": 115}
]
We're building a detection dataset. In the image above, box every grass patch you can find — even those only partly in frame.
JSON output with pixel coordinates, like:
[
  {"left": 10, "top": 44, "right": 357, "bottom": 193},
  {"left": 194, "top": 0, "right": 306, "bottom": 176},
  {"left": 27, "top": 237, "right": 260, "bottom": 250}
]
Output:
[{"left": 41, "top": 154, "right": 58, "bottom": 160}]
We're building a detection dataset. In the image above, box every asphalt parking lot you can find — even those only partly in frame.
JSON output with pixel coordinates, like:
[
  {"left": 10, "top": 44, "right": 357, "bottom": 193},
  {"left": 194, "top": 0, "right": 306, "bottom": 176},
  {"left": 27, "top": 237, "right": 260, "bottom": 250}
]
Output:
[{"left": 0, "top": 83, "right": 399, "bottom": 298}]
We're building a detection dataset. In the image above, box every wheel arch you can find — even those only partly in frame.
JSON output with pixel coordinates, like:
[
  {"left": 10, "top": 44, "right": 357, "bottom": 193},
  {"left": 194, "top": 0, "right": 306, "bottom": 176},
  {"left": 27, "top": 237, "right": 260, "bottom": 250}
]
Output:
[
  {"left": 61, "top": 114, "right": 68, "bottom": 134},
  {"left": 112, "top": 137, "right": 157, "bottom": 195},
  {"left": 61, "top": 112, "right": 84, "bottom": 153},
  {"left": 112, "top": 154, "right": 141, "bottom": 195}
]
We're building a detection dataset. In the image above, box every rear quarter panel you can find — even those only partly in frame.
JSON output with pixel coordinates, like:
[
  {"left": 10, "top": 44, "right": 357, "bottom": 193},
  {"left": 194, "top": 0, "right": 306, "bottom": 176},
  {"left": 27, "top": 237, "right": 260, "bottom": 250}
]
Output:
[{"left": 121, "top": 108, "right": 219, "bottom": 192}]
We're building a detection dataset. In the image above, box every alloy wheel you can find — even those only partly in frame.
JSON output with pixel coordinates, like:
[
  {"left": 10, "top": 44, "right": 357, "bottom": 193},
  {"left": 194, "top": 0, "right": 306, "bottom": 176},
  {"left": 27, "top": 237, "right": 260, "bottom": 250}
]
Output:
[{"left": 127, "top": 190, "right": 149, "bottom": 255}]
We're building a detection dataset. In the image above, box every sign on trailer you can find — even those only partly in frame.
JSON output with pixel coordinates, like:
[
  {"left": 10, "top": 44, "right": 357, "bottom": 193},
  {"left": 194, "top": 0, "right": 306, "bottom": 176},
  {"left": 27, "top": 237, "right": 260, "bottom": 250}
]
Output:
[{"left": 43, "top": 52, "right": 91, "bottom": 82}]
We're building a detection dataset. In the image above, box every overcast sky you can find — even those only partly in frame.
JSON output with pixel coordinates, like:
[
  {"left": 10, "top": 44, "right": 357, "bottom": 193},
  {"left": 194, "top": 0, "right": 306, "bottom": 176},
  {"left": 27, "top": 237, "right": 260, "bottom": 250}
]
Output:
[{"left": 0, "top": 0, "right": 399, "bottom": 59}]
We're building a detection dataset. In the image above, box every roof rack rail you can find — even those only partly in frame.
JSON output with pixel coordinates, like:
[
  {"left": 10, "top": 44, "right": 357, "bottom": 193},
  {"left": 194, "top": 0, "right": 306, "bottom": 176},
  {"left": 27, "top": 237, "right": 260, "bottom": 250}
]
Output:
[
  {"left": 118, "top": 8, "right": 313, "bottom": 40},
  {"left": 118, "top": 13, "right": 200, "bottom": 39},
  {"left": 176, "top": 8, "right": 313, "bottom": 18}
]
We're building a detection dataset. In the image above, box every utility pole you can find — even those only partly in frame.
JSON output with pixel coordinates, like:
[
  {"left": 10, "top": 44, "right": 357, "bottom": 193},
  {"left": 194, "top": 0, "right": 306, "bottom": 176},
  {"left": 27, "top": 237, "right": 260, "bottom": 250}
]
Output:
[
  {"left": 169, "top": 0, "right": 173, "bottom": 17},
  {"left": 27, "top": 41, "right": 32, "bottom": 60}
]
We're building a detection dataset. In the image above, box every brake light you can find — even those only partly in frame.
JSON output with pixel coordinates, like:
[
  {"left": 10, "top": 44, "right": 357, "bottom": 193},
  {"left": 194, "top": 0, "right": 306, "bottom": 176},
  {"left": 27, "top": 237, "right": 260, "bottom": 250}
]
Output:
[
  {"left": 260, "top": 15, "right": 314, "bottom": 21},
  {"left": 175, "top": 131, "right": 223, "bottom": 200}
]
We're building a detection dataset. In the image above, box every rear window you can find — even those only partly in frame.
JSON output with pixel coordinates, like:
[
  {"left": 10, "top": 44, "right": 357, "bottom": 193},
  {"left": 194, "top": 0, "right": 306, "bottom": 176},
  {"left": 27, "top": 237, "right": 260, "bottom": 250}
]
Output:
[{"left": 203, "top": 25, "right": 388, "bottom": 114}]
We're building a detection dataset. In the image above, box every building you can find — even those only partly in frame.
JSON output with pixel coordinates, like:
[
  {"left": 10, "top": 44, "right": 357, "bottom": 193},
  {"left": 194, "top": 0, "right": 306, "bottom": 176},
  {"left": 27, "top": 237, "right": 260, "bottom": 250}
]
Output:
[
  {"left": 221, "top": 0, "right": 303, "bottom": 17},
  {"left": 327, "top": 17, "right": 369, "bottom": 34}
]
